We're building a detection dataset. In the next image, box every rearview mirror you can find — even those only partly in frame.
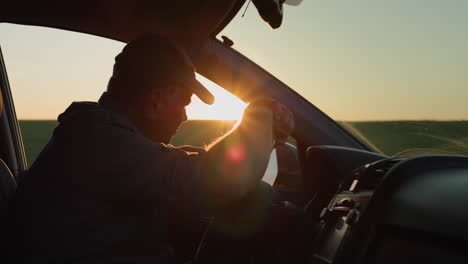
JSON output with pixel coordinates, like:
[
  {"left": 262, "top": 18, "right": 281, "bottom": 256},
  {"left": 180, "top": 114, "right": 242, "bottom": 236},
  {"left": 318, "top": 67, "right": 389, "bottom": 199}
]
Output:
[
  {"left": 252, "top": 0, "right": 303, "bottom": 29},
  {"left": 284, "top": 0, "right": 303, "bottom": 6},
  {"left": 252, "top": 0, "right": 284, "bottom": 29}
]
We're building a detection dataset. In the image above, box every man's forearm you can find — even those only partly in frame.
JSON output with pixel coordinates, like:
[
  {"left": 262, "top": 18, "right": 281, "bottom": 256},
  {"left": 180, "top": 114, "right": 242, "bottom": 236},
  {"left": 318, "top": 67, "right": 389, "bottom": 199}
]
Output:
[{"left": 203, "top": 105, "right": 274, "bottom": 208}]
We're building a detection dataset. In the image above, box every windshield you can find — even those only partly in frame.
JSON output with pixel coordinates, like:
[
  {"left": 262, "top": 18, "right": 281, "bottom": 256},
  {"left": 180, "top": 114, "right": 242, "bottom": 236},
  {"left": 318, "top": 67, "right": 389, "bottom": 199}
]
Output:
[{"left": 220, "top": 0, "right": 468, "bottom": 157}]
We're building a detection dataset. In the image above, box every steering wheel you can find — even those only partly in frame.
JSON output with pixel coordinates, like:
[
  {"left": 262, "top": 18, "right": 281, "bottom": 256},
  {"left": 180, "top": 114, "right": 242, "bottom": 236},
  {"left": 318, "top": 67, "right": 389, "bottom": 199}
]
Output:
[
  {"left": 193, "top": 182, "right": 314, "bottom": 263},
  {"left": 193, "top": 182, "right": 278, "bottom": 260}
]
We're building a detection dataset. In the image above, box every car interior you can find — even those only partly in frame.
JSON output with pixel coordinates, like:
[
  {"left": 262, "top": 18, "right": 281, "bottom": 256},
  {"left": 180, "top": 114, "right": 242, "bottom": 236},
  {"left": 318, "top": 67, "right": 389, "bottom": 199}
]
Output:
[{"left": 1, "top": 0, "right": 468, "bottom": 263}]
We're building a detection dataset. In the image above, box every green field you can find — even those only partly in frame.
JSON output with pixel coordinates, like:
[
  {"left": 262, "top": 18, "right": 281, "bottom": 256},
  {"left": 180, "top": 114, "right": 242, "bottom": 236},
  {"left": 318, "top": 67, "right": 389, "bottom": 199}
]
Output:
[
  {"left": 19, "top": 120, "right": 468, "bottom": 165},
  {"left": 343, "top": 121, "right": 468, "bottom": 157},
  {"left": 19, "top": 120, "right": 238, "bottom": 165}
]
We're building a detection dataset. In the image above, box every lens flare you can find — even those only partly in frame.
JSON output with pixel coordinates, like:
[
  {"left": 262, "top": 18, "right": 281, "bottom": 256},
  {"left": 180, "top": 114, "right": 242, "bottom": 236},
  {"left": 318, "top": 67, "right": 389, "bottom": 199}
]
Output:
[{"left": 226, "top": 144, "right": 246, "bottom": 163}]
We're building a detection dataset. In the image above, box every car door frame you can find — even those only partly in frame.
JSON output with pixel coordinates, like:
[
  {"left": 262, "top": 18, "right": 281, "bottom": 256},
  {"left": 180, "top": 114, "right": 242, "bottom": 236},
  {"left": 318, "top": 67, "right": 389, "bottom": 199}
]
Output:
[{"left": 0, "top": 46, "right": 28, "bottom": 176}]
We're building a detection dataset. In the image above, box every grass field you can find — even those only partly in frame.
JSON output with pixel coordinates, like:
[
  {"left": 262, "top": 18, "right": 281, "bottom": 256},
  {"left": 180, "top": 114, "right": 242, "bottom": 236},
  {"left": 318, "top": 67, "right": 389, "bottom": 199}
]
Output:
[
  {"left": 19, "top": 120, "right": 238, "bottom": 165},
  {"left": 19, "top": 120, "right": 468, "bottom": 165},
  {"left": 343, "top": 121, "right": 468, "bottom": 157}
]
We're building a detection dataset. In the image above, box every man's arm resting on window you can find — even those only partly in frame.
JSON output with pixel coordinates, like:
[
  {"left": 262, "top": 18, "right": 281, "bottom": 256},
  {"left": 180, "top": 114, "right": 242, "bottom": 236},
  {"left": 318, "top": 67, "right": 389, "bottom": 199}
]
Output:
[{"left": 202, "top": 104, "right": 275, "bottom": 209}]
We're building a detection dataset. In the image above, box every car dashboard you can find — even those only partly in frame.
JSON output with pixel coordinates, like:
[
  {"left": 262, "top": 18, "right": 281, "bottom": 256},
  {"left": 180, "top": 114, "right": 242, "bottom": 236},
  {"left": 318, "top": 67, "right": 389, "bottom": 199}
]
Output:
[{"left": 305, "top": 146, "right": 468, "bottom": 264}]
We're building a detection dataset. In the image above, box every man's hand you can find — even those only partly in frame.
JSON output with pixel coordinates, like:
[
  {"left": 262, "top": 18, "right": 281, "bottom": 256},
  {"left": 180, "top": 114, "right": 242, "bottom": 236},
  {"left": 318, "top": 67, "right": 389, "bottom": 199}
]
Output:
[
  {"left": 272, "top": 101, "right": 295, "bottom": 146},
  {"left": 175, "top": 145, "right": 206, "bottom": 154},
  {"left": 247, "top": 99, "right": 295, "bottom": 146},
  {"left": 202, "top": 98, "right": 294, "bottom": 210}
]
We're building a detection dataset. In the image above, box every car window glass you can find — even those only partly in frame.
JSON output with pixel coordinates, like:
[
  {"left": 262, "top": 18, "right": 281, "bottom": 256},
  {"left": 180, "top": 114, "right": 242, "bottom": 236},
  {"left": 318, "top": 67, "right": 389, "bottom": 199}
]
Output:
[{"left": 220, "top": 0, "right": 468, "bottom": 157}]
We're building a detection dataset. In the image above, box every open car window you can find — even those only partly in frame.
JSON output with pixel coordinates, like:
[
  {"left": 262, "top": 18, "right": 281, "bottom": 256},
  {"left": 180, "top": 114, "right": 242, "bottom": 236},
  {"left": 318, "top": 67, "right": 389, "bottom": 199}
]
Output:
[
  {"left": 0, "top": 24, "right": 123, "bottom": 164},
  {"left": 0, "top": 24, "right": 247, "bottom": 165}
]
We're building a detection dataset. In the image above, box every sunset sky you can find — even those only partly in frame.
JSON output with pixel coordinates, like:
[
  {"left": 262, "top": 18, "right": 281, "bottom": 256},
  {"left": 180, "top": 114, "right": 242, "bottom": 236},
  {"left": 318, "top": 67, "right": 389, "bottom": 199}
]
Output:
[{"left": 1, "top": 0, "right": 468, "bottom": 121}]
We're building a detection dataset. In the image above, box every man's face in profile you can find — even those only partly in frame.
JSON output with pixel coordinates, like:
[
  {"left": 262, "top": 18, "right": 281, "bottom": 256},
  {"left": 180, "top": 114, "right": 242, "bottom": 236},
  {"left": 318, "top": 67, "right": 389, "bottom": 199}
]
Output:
[{"left": 151, "top": 84, "right": 193, "bottom": 144}]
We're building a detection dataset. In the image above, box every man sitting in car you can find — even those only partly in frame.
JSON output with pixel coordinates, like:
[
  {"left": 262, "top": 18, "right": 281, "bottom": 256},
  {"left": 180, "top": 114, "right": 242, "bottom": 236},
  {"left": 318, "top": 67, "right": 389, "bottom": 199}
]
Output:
[{"left": 9, "top": 33, "right": 294, "bottom": 263}]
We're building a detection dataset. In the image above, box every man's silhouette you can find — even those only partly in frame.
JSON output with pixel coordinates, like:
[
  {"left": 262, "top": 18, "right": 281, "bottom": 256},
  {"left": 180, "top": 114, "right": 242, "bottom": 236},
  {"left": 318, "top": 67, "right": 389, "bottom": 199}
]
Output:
[{"left": 10, "top": 33, "right": 294, "bottom": 263}]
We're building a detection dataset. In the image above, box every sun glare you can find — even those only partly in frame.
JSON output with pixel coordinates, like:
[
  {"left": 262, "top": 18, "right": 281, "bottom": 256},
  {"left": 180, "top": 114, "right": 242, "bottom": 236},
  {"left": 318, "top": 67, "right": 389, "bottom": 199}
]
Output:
[{"left": 186, "top": 75, "right": 248, "bottom": 120}]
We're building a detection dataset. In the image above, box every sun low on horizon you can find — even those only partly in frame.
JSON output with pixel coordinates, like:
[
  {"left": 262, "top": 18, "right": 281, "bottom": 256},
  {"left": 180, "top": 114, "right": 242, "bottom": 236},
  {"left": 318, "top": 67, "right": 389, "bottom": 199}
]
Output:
[{"left": 186, "top": 74, "right": 248, "bottom": 121}]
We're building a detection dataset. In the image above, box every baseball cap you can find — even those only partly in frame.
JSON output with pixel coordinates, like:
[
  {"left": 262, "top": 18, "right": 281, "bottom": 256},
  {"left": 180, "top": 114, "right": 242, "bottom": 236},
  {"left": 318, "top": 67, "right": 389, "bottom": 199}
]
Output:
[{"left": 112, "top": 33, "right": 215, "bottom": 105}]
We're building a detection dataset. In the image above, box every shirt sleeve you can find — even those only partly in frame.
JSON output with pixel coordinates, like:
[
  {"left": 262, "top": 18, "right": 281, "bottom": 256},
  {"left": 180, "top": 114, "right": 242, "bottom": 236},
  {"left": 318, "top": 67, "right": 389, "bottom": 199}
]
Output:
[{"left": 122, "top": 140, "right": 207, "bottom": 215}]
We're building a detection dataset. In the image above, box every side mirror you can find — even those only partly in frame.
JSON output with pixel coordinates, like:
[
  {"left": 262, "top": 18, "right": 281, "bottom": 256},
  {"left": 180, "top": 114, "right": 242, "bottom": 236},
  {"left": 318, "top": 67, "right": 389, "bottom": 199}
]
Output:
[
  {"left": 275, "top": 143, "right": 301, "bottom": 186},
  {"left": 262, "top": 148, "right": 278, "bottom": 186},
  {"left": 262, "top": 143, "right": 301, "bottom": 187}
]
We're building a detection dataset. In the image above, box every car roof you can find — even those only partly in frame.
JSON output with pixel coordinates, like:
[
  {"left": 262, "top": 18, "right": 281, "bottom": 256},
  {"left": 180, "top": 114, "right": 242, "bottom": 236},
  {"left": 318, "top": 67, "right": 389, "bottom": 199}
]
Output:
[{"left": 0, "top": 0, "right": 242, "bottom": 57}]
